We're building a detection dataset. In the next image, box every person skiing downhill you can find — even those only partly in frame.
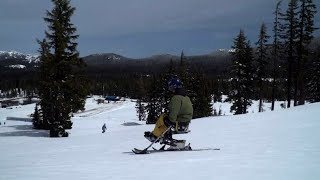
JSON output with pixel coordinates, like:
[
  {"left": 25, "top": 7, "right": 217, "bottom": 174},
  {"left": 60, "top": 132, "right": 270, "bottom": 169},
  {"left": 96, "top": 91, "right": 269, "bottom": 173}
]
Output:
[{"left": 144, "top": 76, "right": 193, "bottom": 150}]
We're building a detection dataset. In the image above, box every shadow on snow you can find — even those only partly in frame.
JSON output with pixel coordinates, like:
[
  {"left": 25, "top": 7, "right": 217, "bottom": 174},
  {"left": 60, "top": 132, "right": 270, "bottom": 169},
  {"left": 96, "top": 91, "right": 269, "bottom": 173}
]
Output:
[{"left": 0, "top": 124, "right": 48, "bottom": 137}]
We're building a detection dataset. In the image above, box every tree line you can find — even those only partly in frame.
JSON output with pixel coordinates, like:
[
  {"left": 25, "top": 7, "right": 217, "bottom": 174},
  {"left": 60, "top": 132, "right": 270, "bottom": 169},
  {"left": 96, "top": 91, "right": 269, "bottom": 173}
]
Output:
[{"left": 227, "top": 0, "right": 319, "bottom": 114}]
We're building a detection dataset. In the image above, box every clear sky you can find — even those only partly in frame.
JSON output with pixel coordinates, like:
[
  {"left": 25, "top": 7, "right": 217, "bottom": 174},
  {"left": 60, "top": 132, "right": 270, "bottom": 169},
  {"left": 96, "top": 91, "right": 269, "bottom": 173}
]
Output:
[{"left": 0, "top": 0, "right": 319, "bottom": 58}]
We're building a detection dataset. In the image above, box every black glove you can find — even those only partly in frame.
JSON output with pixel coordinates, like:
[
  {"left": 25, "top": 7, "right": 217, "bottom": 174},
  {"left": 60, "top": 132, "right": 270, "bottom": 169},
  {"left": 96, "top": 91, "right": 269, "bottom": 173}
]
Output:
[{"left": 163, "top": 115, "right": 175, "bottom": 127}]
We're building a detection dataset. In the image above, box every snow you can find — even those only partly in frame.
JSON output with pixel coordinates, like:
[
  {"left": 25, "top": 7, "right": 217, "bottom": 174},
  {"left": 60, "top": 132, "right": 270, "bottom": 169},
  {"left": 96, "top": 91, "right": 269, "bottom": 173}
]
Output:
[
  {"left": 212, "top": 95, "right": 286, "bottom": 115},
  {"left": 0, "top": 96, "right": 320, "bottom": 180},
  {"left": 0, "top": 50, "right": 39, "bottom": 63},
  {"left": 8, "top": 65, "right": 26, "bottom": 69}
]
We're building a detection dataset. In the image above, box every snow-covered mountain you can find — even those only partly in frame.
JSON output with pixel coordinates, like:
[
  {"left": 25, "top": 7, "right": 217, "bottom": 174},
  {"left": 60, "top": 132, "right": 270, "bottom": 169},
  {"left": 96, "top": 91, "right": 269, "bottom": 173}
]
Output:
[
  {"left": 0, "top": 97, "right": 319, "bottom": 180},
  {"left": 0, "top": 50, "right": 39, "bottom": 69},
  {"left": 0, "top": 50, "right": 39, "bottom": 63},
  {"left": 83, "top": 53, "right": 132, "bottom": 65}
]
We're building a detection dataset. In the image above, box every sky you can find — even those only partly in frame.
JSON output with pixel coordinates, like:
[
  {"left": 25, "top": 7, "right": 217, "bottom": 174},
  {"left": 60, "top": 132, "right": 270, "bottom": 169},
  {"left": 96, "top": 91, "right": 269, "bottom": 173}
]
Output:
[{"left": 0, "top": 0, "right": 319, "bottom": 58}]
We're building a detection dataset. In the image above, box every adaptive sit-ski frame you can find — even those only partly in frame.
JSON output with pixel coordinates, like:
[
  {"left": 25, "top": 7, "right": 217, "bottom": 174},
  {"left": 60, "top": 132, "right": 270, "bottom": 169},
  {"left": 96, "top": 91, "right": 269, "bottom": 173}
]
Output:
[{"left": 132, "top": 125, "right": 173, "bottom": 154}]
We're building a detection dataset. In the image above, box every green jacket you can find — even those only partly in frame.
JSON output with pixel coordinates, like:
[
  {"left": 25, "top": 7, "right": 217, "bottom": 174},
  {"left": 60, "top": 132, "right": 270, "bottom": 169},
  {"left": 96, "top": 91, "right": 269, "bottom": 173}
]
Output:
[{"left": 168, "top": 94, "right": 193, "bottom": 123}]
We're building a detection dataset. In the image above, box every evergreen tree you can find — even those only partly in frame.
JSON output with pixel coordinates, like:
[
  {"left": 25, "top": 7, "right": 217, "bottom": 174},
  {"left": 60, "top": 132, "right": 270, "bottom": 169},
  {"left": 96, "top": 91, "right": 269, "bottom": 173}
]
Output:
[
  {"left": 255, "top": 23, "right": 270, "bottom": 112},
  {"left": 307, "top": 40, "right": 320, "bottom": 102},
  {"left": 295, "top": 0, "right": 317, "bottom": 105},
  {"left": 271, "top": 1, "right": 284, "bottom": 111},
  {"left": 177, "top": 51, "right": 196, "bottom": 104},
  {"left": 228, "top": 30, "right": 254, "bottom": 114},
  {"left": 37, "top": 39, "right": 54, "bottom": 130},
  {"left": 136, "top": 99, "right": 146, "bottom": 121},
  {"left": 192, "top": 70, "right": 213, "bottom": 118},
  {"left": 177, "top": 51, "right": 192, "bottom": 92},
  {"left": 282, "top": 0, "right": 300, "bottom": 108},
  {"left": 211, "top": 79, "right": 223, "bottom": 103},
  {"left": 243, "top": 41, "right": 255, "bottom": 112},
  {"left": 135, "top": 75, "right": 146, "bottom": 121},
  {"left": 38, "top": 0, "right": 88, "bottom": 137},
  {"left": 32, "top": 104, "right": 42, "bottom": 129},
  {"left": 145, "top": 75, "right": 163, "bottom": 124}
]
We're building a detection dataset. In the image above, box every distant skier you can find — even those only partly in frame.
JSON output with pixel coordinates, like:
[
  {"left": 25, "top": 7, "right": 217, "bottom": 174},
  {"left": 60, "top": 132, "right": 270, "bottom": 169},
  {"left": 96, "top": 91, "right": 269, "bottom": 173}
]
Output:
[
  {"left": 144, "top": 76, "right": 193, "bottom": 150},
  {"left": 102, "top": 123, "right": 107, "bottom": 133}
]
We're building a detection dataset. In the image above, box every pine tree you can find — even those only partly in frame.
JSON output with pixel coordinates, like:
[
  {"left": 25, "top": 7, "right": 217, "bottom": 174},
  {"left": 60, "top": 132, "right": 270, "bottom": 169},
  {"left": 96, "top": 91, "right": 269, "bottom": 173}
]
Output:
[
  {"left": 136, "top": 99, "right": 146, "bottom": 121},
  {"left": 307, "top": 40, "right": 320, "bottom": 102},
  {"left": 37, "top": 39, "right": 54, "bottom": 130},
  {"left": 271, "top": 1, "right": 284, "bottom": 111},
  {"left": 192, "top": 70, "right": 213, "bottom": 118},
  {"left": 177, "top": 51, "right": 196, "bottom": 103},
  {"left": 243, "top": 41, "right": 255, "bottom": 112},
  {"left": 282, "top": 0, "right": 300, "bottom": 108},
  {"left": 255, "top": 23, "right": 270, "bottom": 112},
  {"left": 177, "top": 51, "right": 192, "bottom": 91},
  {"left": 32, "top": 104, "right": 42, "bottom": 129},
  {"left": 145, "top": 75, "right": 163, "bottom": 124},
  {"left": 135, "top": 75, "right": 146, "bottom": 121},
  {"left": 228, "top": 30, "right": 254, "bottom": 115},
  {"left": 38, "top": 0, "right": 88, "bottom": 137},
  {"left": 211, "top": 79, "right": 223, "bottom": 103},
  {"left": 295, "top": 0, "right": 317, "bottom": 105}
]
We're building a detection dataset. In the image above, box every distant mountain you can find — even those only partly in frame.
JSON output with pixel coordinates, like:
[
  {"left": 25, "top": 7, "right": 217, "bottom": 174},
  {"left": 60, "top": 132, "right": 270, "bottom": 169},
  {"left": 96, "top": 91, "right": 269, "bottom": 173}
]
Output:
[
  {"left": 0, "top": 51, "right": 39, "bottom": 69},
  {"left": 0, "top": 50, "right": 232, "bottom": 76},
  {"left": 0, "top": 51, "right": 39, "bottom": 63},
  {"left": 82, "top": 53, "right": 133, "bottom": 65}
]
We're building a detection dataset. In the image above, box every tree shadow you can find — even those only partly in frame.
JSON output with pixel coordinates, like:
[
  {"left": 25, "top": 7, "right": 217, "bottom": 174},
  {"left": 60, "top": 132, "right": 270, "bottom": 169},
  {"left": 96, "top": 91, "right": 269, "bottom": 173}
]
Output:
[
  {"left": 121, "top": 122, "right": 143, "bottom": 126},
  {"left": 0, "top": 124, "right": 48, "bottom": 137}
]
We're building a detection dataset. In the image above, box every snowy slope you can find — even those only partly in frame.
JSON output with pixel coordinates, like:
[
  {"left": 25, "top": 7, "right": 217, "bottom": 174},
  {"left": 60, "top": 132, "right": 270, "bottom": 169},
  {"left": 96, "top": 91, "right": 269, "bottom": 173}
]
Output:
[{"left": 0, "top": 97, "right": 319, "bottom": 180}]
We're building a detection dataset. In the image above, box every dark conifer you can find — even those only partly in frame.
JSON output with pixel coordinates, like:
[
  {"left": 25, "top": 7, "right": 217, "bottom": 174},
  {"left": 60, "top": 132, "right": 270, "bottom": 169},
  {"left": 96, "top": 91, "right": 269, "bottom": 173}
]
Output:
[
  {"left": 295, "top": 0, "right": 317, "bottom": 105},
  {"left": 145, "top": 75, "right": 163, "bottom": 124},
  {"left": 135, "top": 75, "right": 146, "bottom": 121},
  {"left": 255, "top": 23, "right": 270, "bottom": 112},
  {"left": 38, "top": 0, "right": 88, "bottom": 137},
  {"left": 32, "top": 104, "right": 42, "bottom": 129},
  {"left": 37, "top": 39, "right": 54, "bottom": 130},
  {"left": 192, "top": 70, "right": 213, "bottom": 118},
  {"left": 228, "top": 30, "right": 254, "bottom": 114},
  {"left": 271, "top": 1, "right": 284, "bottom": 111},
  {"left": 307, "top": 39, "right": 320, "bottom": 103},
  {"left": 178, "top": 51, "right": 192, "bottom": 92},
  {"left": 281, "top": 0, "right": 300, "bottom": 108}
]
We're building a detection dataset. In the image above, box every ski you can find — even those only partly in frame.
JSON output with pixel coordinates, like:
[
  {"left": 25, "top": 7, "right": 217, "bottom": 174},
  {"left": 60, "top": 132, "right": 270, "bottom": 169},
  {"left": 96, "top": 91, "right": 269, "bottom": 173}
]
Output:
[
  {"left": 132, "top": 148, "right": 150, "bottom": 154},
  {"left": 153, "top": 147, "right": 221, "bottom": 152},
  {"left": 152, "top": 143, "right": 220, "bottom": 152},
  {"left": 132, "top": 147, "right": 220, "bottom": 154},
  {"left": 152, "top": 143, "right": 192, "bottom": 151}
]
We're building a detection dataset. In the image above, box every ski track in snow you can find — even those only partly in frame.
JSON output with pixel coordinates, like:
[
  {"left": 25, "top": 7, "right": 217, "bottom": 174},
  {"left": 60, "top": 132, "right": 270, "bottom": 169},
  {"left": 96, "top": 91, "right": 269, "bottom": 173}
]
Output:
[
  {"left": 0, "top": 98, "right": 320, "bottom": 180},
  {"left": 75, "top": 101, "right": 129, "bottom": 117}
]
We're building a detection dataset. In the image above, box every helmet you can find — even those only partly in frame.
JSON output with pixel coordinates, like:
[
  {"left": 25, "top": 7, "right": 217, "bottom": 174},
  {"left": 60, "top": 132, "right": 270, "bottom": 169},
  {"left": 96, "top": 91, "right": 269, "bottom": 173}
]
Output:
[{"left": 168, "top": 76, "right": 183, "bottom": 92}]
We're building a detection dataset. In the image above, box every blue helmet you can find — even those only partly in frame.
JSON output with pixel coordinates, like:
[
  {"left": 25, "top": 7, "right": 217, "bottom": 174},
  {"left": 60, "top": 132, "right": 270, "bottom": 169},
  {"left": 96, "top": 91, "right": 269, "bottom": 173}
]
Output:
[{"left": 168, "top": 76, "right": 183, "bottom": 92}]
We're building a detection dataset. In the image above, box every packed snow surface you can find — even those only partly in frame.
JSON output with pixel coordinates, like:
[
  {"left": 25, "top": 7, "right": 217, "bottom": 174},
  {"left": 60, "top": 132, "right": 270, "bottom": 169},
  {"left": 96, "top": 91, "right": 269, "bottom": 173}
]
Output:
[{"left": 0, "top": 97, "right": 319, "bottom": 180}]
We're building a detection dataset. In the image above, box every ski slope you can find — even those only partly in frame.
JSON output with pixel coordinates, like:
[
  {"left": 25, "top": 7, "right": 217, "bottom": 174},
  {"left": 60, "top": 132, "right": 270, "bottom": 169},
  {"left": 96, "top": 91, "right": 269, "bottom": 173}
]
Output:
[{"left": 0, "top": 97, "right": 320, "bottom": 180}]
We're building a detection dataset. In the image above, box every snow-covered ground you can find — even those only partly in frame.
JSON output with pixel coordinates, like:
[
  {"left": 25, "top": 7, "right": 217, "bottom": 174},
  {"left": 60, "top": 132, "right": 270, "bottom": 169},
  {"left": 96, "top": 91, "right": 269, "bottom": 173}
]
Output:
[
  {"left": 0, "top": 96, "right": 319, "bottom": 180},
  {"left": 212, "top": 95, "right": 287, "bottom": 116}
]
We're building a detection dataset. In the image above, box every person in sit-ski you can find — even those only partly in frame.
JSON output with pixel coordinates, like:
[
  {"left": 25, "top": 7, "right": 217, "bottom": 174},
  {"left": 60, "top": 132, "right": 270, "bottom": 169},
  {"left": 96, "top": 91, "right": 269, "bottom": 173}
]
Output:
[{"left": 144, "top": 76, "right": 193, "bottom": 149}]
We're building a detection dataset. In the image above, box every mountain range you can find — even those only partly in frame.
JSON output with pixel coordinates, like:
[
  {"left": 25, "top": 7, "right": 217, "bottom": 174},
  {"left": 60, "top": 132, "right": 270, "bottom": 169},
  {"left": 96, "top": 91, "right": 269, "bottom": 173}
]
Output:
[
  {"left": 0, "top": 51, "right": 39, "bottom": 69},
  {"left": 0, "top": 50, "right": 232, "bottom": 76}
]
